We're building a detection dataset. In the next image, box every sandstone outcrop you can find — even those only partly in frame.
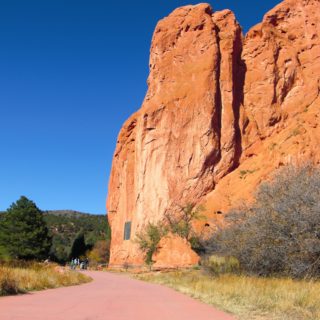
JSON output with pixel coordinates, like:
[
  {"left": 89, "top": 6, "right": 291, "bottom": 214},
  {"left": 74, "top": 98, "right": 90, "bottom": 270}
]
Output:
[
  {"left": 152, "top": 233, "right": 200, "bottom": 270},
  {"left": 107, "top": 0, "right": 320, "bottom": 268}
]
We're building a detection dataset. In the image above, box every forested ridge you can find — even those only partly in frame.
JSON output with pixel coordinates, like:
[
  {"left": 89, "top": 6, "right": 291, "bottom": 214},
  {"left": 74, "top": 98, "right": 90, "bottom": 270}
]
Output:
[{"left": 0, "top": 208, "right": 110, "bottom": 263}]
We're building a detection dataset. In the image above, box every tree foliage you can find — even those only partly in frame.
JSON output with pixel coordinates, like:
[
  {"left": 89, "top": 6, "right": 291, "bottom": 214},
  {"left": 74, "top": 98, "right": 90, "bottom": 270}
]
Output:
[
  {"left": 209, "top": 165, "right": 320, "bottom": 278},
  {"left": 136, "top": 222, "right": 168, "bottom": 265},
  {"left": 87, "top": 239, "right": 110, "bottom": 266},
  {"left": 69, "top": 232, "right": 87, "bottom": 259},
  {"left": 44, "top": 211, "right": 111, "bottom": 263},
  {"left": 164, "top": 203, "right": 205, "bottom": 252},
  {"left": 0, "top": 196, "right": 51, "bottom": 260},
  {"left": 0, "top": 201, "right": 111, "bottom": 264}
]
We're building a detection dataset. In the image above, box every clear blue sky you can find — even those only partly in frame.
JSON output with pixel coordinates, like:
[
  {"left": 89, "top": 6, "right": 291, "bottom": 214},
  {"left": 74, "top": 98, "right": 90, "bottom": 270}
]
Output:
[{"left": 0, "top": 0, "right": 281, "bottom": 214}]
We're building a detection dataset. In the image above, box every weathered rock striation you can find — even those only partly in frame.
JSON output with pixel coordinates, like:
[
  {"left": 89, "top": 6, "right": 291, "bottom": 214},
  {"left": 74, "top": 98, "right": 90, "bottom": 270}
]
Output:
[{"left": 107, "top": 0, "right": 320, "bottom": 268}]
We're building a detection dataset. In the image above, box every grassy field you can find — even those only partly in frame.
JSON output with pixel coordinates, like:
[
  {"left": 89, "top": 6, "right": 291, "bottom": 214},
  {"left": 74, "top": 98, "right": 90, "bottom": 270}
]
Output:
[
  {"left": 0, "top": 262, "right": 91, "bottom": 296},
  {"left": 135, "top": 270, "right": 320, "bottom": 320}
]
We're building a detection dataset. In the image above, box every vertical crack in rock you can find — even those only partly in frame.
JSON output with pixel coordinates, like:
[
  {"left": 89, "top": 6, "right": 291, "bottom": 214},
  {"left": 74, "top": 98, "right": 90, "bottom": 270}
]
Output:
[
  {"left": 232, "top": 25, "right": 245, "bottom": 170},
  {"left": 212, "top": 10, "right": 244, "bottom": 178}
]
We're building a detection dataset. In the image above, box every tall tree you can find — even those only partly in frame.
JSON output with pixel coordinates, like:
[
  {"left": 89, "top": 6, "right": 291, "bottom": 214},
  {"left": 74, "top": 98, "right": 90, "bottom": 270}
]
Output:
[
  {"left": 69, "top": 232, "right": 87, "bottom": 259},
  {"left": 0, "top": 196, "right": 51, "bottom": 260}
]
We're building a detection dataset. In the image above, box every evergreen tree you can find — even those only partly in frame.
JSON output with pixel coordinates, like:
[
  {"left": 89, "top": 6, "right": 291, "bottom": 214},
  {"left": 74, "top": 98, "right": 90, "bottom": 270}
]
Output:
[
  {"left": 69, "top": 232, "right": 87, "bottom": 259},
  {"left": 0, "top": 196, "right": 51, "bottom": 260}
]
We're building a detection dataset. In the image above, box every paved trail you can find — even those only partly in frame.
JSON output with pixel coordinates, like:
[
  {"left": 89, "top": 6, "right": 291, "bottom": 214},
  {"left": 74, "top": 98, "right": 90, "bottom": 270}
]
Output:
[{"left": 0, "top": 271, "right": 234, "bottom": 320}]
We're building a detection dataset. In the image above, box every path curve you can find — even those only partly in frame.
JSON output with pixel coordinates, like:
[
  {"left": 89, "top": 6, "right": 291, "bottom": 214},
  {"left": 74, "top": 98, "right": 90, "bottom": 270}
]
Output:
[{"left": 0, "top": 271, "right": 234, "bottom": 320}]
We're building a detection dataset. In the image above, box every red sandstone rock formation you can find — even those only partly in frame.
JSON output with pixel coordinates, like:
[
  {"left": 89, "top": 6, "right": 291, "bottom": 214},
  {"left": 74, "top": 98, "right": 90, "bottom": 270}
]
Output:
[
  {"left": 152, "top": 233, "right": 200, "bottom": 270},
  {"left": 107, "top": 0, "right": 320, "bottom": 268}
]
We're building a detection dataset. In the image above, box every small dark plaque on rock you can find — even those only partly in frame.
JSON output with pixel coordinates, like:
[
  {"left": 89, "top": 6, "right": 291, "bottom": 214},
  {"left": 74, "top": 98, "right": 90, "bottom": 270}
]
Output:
[{"left": 124, "top": 221, "right": 132, "bottom": 240}]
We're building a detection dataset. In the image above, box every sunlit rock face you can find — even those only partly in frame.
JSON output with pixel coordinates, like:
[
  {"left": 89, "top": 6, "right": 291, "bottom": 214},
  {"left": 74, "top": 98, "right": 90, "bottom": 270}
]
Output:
[
  {"left": 152, "top": 233, "right": 200, "bottom": 270},
  {"left": 107, "top": 0, "right": 320, "bottom": 268}
]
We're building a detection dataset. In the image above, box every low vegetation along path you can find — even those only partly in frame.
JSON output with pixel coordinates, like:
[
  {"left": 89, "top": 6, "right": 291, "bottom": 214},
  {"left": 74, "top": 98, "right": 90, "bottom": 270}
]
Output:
[{"left": 0, "top": 271, "right": 234, "bottom": 320}]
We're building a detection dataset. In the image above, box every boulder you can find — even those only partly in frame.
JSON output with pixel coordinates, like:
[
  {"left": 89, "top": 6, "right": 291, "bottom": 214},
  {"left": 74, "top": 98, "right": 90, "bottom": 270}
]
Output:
[{"left": 152, "top": 233, "right": 199, "bottom": 270}]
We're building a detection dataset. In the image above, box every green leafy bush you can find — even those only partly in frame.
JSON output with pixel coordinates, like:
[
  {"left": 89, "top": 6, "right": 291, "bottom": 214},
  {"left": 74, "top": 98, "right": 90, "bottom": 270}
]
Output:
[
  {"left": 164, "top": 203, "right": 204, "bottom": 243},
  {"left": 136, "top": 222, "right": 168, "bottom": 265},
  {"left": 136, "top": 203, "right": 205, "bottom": 265}
]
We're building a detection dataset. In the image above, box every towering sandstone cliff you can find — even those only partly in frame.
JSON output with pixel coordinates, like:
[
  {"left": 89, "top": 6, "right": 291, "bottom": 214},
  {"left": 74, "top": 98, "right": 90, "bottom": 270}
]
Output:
[{"left": 107, "top": 0, "right": 320, "bottom": 268}]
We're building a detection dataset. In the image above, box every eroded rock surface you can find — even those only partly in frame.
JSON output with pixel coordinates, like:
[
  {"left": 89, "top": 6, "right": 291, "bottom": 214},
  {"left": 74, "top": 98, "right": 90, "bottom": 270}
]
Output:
[
  {"left": 152, "top": 233, "right": 200, "bottom": 270},
  {"left": 107, "top": 0, "right": 320, "bottom": 268}
]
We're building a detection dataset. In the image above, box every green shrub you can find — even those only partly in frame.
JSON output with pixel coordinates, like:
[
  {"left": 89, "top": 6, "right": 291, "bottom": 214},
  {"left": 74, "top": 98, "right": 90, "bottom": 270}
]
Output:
[
  {"left": 136, "top": 203, "right": 206, "bottom": 266},
  {"left": 136, "top": 222, "right": 168, "bottom": 265},
  {"left": 164, "top": 203, "right": 205, "bottom": 252}
]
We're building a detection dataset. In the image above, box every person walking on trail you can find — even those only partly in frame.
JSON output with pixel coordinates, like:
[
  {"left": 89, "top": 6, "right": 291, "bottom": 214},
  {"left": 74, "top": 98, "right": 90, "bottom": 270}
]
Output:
[
  {"left": 72, "top": 258, "right": 78, "bottom": 270},
  {"left": 70, "top": 259, "right": 74, "bottom": 270}
]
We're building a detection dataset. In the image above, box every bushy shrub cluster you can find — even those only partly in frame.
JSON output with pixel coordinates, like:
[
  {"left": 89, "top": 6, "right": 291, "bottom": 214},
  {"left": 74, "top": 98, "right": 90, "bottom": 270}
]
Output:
[
  {"left": 87, "top": 239, "right": 110, "bottom": 267},
  {"left": 136, "top": 222, "right": 168, "bottom": 265},
  {"left": 164, "top": 204, "right": 205, "bottom": 253},
  {"left": 209, "top": 165, "right": 320, "bottom": 278}
]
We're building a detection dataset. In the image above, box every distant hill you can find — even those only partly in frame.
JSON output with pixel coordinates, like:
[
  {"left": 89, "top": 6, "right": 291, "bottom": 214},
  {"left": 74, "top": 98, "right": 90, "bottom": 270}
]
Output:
[
  {"left": 43, "top": 210, "right": 110, "bottom": 263},
  {"left": 44, "top": 210, "right": 103, "bottom": 218}
]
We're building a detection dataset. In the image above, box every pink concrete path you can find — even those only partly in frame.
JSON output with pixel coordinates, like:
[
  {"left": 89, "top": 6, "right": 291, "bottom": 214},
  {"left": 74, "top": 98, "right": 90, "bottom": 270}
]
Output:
[{"left": 0, "top": 271, "right": 234, "bottom": 320}]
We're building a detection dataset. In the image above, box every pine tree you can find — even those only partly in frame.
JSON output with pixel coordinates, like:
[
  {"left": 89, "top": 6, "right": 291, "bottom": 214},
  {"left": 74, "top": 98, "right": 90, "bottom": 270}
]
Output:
[
  {"left": 69, "top": 232, "right": 87, "bottom": 259},
  {"left": 0, "top": 196, "right": 52, "bottom": 260}
]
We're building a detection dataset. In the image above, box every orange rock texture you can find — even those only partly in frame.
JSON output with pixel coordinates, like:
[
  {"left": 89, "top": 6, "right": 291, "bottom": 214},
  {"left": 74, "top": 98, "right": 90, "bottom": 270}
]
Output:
[
  {"left": 107, "top": 0, "right": 320, "bottom": 268},
  {"left": 152, "top": 233, "right": 200, "bottom": 270}
]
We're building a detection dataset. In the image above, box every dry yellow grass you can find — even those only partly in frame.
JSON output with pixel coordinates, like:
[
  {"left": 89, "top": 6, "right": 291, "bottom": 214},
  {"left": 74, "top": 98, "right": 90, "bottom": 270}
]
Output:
[
  {"left": 0, "top": 262, "right": 91, "bottom": 296},
  {"left": 135, "top": 270, "right": 320, "bottom": 320}
]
